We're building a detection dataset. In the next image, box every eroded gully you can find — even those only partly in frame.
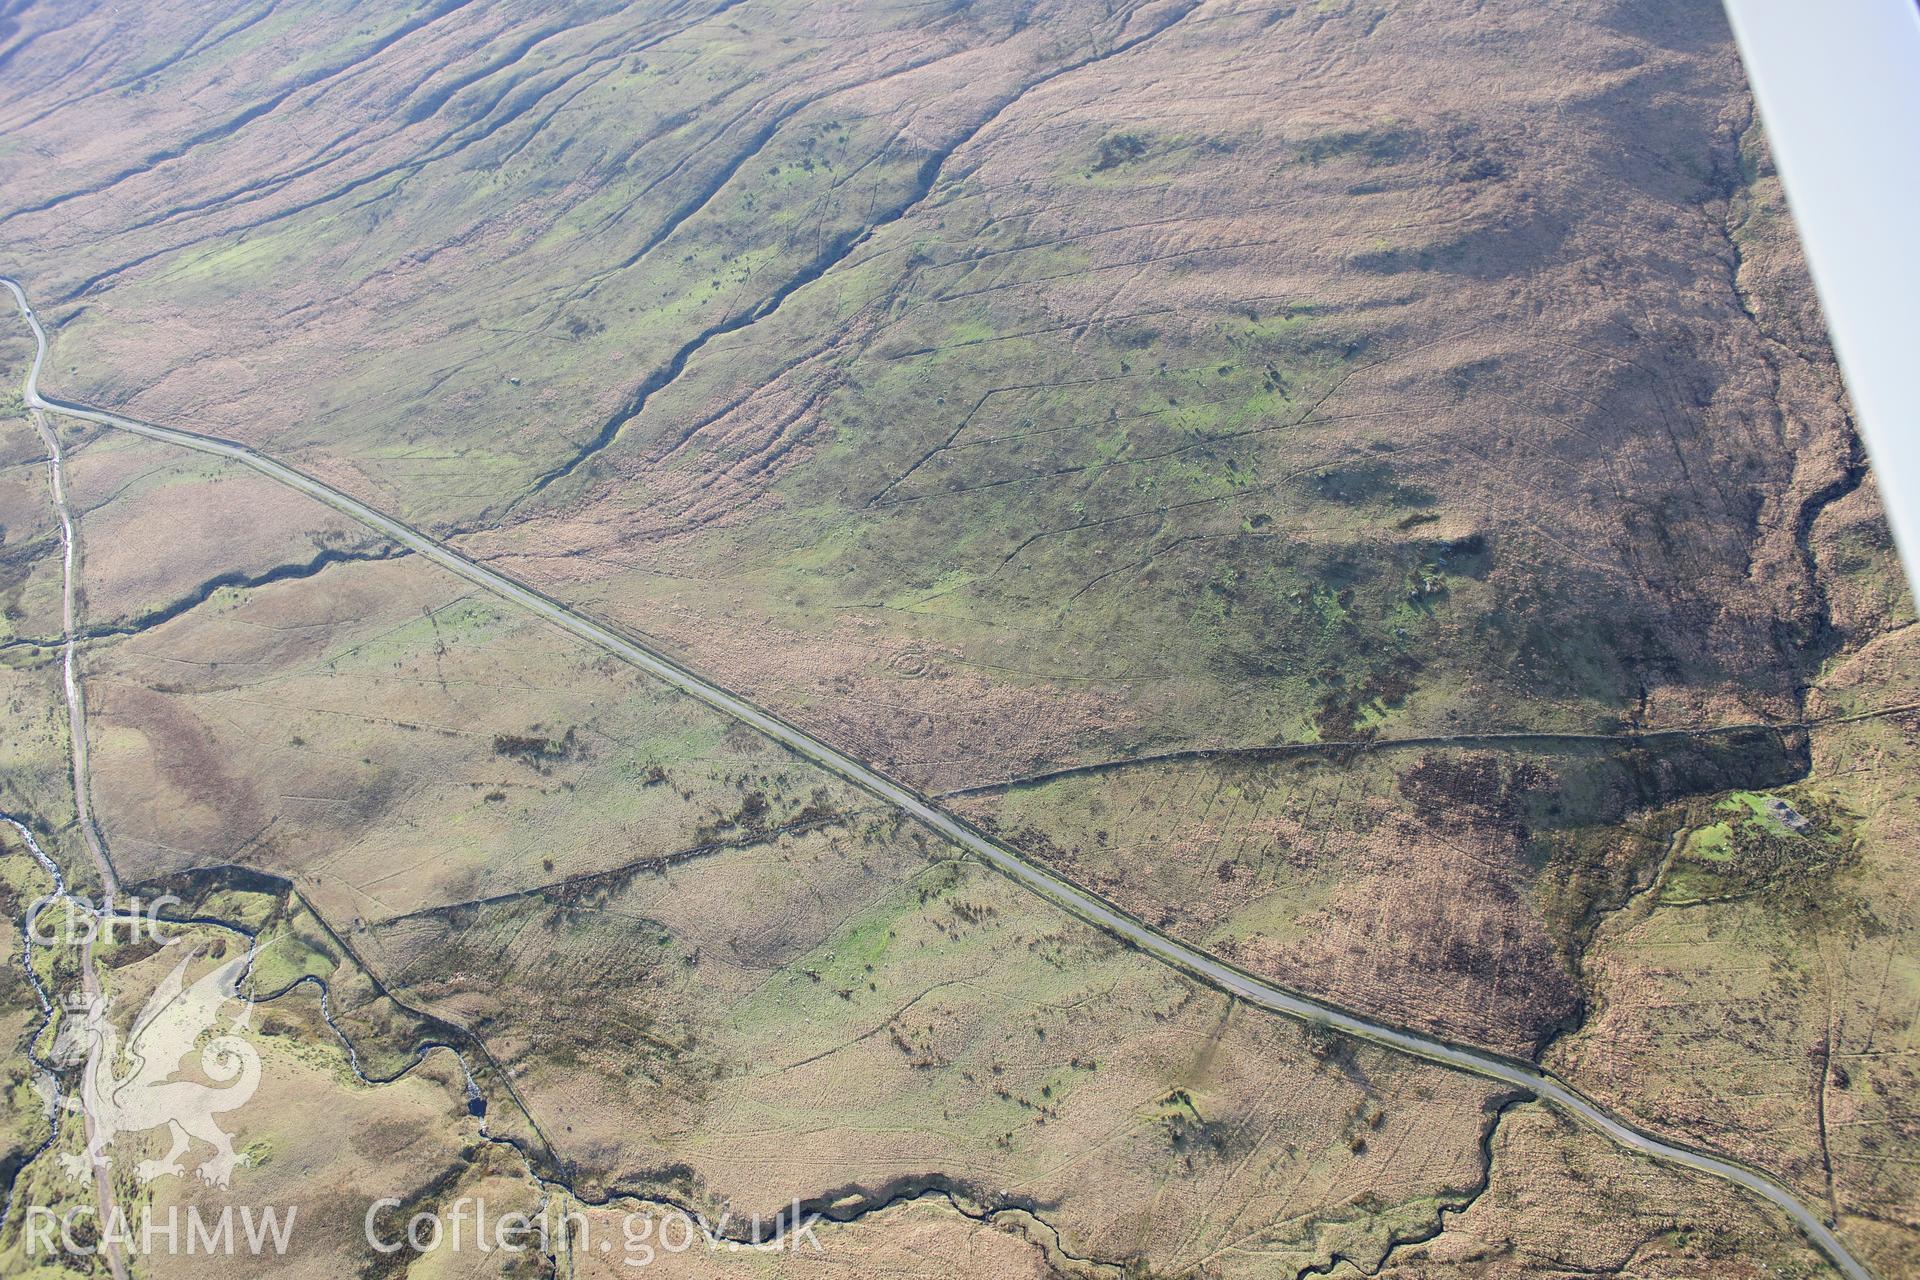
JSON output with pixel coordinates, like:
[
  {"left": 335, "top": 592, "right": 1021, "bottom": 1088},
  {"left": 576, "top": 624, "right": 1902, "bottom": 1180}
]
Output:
[{"left": 0, "top": 277, "right": 1876, "bottom": 1280}]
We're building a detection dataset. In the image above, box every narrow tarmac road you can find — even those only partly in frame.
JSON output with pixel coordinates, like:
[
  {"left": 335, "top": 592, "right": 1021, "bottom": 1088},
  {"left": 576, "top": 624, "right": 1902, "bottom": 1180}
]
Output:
[
  {"left": 13, "top": 284, "right": 127, "bottom": 1280},
  {"left": 1, "top": 276, "right": 1873, "bottom": 1280}
]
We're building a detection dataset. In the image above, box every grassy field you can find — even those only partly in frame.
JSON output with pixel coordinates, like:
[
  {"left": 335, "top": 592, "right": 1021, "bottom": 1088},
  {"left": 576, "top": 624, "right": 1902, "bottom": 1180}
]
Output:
[
  {"left": 1, "top": 0, "right": 1915, "bottom": 1271},
  {"left": 64, "top": 443, "right": 875, "bottom": 927},
  {"left": 1380, "top": 1102, "right": 1843, "bottom": 1279},
  {"left": 946, "top": 728, "right": 1810, "bottom": 1055},
  {"left": 1552, "top": 631, "right": 1920, "bottom": 1280},
  {"left": 1, "top": 409, "right": 1865, "bottom": 1273},
  {"left": 0, "top": 397, "right": 86, "bottom": 883},
  {"left": 58, "top": 431, "right": 393, "bottom": 634},
  {"left": 6, "top": 0, "right": 1861, "bottom": 792},
  {"left": 0, "top": 906, "right": 511, "bottom": 1280},
  {"left": 0, "top": 827, "right": 59, "bottom": 1253}
]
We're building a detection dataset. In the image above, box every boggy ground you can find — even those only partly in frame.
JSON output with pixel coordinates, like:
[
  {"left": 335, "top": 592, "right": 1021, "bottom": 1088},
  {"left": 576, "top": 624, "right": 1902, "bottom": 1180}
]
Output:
[
  {"left": 0, "top": 398, "right": 81, "bottom": 870},
  {"left": 53, "top": 427, "right": 875, "bottom": 926},
  {"left": 946, "top": 727, "right": 1811, "bottom": 1056},
  {"left": 1551, "top": 631, "right": 1920, "bottom": 1280},
  {"left": 0, "top": 0, "right": 1868, "bottom": 778},
  {"left": 0, "top": 401, "right": 1851, "bottom": 1277},
  {"left": 1, "top": 0, "right": 1915, "bottom": 1272},
  {"left": 0, "top": 880, "right": 524, "bottom": 1280}
]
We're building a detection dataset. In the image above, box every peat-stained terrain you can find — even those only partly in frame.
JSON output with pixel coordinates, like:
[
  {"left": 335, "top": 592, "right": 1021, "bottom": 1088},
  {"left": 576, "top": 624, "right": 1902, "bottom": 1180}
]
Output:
[{"left": 1, "top": 0, "right": 1915, "bottom": 1274}]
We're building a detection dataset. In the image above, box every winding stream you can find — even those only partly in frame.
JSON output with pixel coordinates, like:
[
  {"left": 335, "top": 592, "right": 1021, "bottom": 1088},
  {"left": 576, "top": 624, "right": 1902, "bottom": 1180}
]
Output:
[{"left": 0, "top": 276, "right": 1877, "bottom": 1280}]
